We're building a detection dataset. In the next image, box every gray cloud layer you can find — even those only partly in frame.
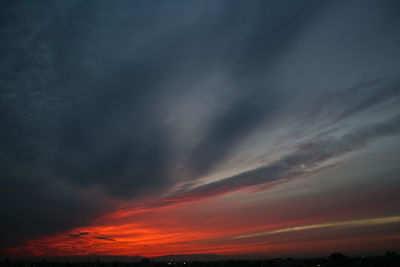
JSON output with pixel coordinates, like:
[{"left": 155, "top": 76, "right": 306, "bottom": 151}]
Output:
[
  {"left": 161, "top": 114, "right": 400, "bottom": 204},
  {"left": 1, "top": 0, "right": 400, "bottom": 251}
]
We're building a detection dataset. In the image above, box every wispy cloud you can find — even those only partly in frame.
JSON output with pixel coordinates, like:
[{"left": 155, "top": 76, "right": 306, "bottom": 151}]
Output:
[
  {"left": 69, "top": 232, "right": 90, "bottom": 238},
  {"left": 94, "top": 236, "right": 115, "bottom": 242},
  {"left": 232, "top": 216, "right": 400, "bottom": 239},
  {"left": 161, "top": 114, "right": 400, "bottom": 205}
]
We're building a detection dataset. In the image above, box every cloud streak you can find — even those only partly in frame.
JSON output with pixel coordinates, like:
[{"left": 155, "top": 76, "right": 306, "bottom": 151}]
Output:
[
  {"left": 232, "top": 216, "right": 400, "bottom": 239},
  {"left": 161, "top": 114, "right": 400, "bottom": 205}
]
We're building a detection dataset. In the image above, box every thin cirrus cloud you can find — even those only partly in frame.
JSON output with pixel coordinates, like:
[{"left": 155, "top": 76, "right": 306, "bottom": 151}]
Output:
[
  {"left": 158, "top": 113, "right": 400, "bottom": 206},
  {"left": 232, "top": 216, "right": 400, "bottom": 239}
]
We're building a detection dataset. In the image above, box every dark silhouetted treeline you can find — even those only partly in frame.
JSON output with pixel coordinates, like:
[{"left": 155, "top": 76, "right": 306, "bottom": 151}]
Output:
[{"left": 2, "top": 252, "right": 399, "bottom": 267}]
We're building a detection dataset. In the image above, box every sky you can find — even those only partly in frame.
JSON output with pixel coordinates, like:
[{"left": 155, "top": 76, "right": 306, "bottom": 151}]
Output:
[{"left": 1, "top": 0, "right": 400, "bottom": 258}]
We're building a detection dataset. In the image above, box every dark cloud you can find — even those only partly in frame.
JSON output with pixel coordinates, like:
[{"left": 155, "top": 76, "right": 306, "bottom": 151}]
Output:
[
  {"left": 69, "top": 232, "right": 90, "bottom": 238},
  {"left": 187, "top": 89, "right": 279, "bottom": 176},
  {"left": 337, "top": 79, "right": 400, "bottom": 120},
  {"left": 94, "top": 236, "right": 115, "bottom": 242},
  {"left": 308, "top": 78, "right": 400, "bottom": 124},
  {"left": 1, "top": 0, "right": 399, "bottom": 254},
  {"left": 0, "top": 166, "right": 114, "bottom": 249},
  {"left": 67, "top": 232, "right": 114, "bottom": 242},
  {"left": 186, "top": 0, "right": 329, "bottom": 176},
  {"left": 278, "top": 77, "right": 400, "bottom": 144},
  {"left": 232, "top": 0, "right": 327, "bottom": 75}
]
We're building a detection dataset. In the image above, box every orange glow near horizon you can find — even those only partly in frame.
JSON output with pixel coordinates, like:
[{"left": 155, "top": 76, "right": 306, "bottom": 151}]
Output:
[
  {"left": 9, "top": 212, "right": 400, "bottom": 258},
  {"left": 7, "top": 184, "right": 400, "bottom": 258}
]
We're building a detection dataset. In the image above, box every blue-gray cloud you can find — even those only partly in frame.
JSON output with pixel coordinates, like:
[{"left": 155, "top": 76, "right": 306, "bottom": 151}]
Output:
[
  {"left": 162, "top": 114, "right": 400, "bottom": 204},
  {"left": 1, "top": 0, "right": 399, "bottom": 252}
]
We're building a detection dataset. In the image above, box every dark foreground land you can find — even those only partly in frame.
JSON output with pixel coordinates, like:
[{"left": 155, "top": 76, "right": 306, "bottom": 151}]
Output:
[{"left": 2, "top": 252, "right": 400, "bottom": 267}]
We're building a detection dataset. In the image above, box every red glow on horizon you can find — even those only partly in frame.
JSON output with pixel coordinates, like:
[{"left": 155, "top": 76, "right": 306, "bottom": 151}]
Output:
[
  {"left": 6, "top": 177, "right": 400, "bottom": 258},
  {"left": 7, "top": 202, "right": 400, "bottom": 257}
]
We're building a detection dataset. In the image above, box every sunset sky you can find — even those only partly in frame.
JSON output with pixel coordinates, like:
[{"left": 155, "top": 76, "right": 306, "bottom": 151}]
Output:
[{"left": 1, "top": 0, "right": 400, "bottom": 258}]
